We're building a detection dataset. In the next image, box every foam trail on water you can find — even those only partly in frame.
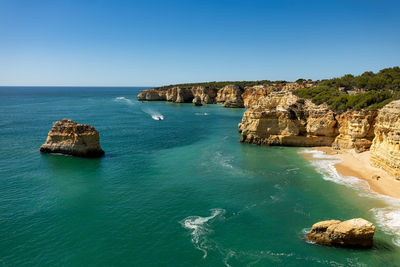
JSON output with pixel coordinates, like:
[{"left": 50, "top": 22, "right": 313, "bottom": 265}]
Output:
[
  {"left": 300, "top": 148, "right": 400, "bottom": 247},
  {"left": 180, "top": 208, "right": 225, "bottom": 259},
  {"left": 114, "top": 96, "right": 134, "bottom": 105},
  {"left": 141, "top": 107, "right": 164, "bottom": 120}
]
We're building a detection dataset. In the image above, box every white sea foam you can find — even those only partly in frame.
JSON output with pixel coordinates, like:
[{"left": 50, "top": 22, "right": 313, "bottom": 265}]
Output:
[
  {"left": 195, "top": 112, "right": 209, "bottom": 116},
  {"left": 214, "top": 151, "right": 233, "bottom": 169},
  {"left": 114, "top": 96, "right": 134, "bottom": 105},
  {"left": 299, "top": 149, "right": 370, "bottom": 190},
  {"left": 300, "top": 148, "right": 400, "bottom": 247},
  {"left": 180, "top": 208, "right": 225, "bottom": 259}
]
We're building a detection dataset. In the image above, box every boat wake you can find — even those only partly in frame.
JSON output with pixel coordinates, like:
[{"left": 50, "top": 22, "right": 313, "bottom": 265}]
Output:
[
  {"left": 180, "top": 208, "right": 225, "bottom": 259},
  {"left": 114, "top": 96, "right": 134, "bottom": 105},
  {"left": 141, "top": 107, "right": 164, "bottom": 120}
]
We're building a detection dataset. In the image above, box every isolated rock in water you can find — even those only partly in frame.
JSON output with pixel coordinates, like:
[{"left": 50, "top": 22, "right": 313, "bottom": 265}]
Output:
[
  {"left": 40, "top": 119, "right": 104, "bottom": 158},
  {"left": 193, "top": 96, "right": 203, "bottom": 106},
  {"left": 306, "top": 218, "right": 375, "bottom": 247}
]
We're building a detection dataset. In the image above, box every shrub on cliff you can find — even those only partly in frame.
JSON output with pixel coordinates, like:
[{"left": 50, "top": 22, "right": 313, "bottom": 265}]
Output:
[
  {"left": 294, "top": 87, "right": 394, "bottom": 111},
  {"left": 295, "top": 66, "right": 400, "bottom": 111},
  {"left": 320, "top": 66, "right": 400, "bottom": 91}
]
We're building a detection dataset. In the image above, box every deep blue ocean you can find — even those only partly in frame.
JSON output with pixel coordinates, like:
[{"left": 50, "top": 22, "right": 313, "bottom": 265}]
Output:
[{"left": 1, "top": 87, "right": 400, "bottom": 266}]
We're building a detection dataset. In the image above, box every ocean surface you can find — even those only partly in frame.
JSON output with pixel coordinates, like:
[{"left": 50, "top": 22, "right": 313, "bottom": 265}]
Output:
[{"left": 1, "top": 87, "right": 400, "bottom": 266}]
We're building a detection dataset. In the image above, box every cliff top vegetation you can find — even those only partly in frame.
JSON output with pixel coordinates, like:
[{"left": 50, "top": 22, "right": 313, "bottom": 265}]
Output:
[{"left": 294, "top": 66, "right": 400, "bottom": 111}]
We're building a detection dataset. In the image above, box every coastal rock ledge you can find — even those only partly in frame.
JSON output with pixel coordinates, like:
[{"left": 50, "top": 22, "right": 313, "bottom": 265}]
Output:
[
  {"left": 306, "top": 218, "right": 375, "bottom": 248},
  {"left": 40, "top": 119, "right": 104, "bottom": 158}
]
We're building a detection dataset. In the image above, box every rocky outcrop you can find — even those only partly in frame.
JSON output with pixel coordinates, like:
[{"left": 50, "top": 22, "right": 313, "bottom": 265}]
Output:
[
  {"left": 370, "top": 100, "right": 400, "bottom": 179},
  {"left": 193, "top": 96, "right": 203, "bottom": 106},
  {"left": 216, "top": 85, "right": 244, "bottom": 108},
  {"left": 238, "top": 89, "right": 338, "bottom": 147},
  {"left": 40, "top": 119, "right": 104, "bottom": 158},
  {"left": 333, "top": 110, "right": 377, "bottom": 152},
  {"left": 137, "top": 89, "right": 166, "bottom": 101},
  {"left": 306, "top": 218, "right": 375, "bottom": 248}
]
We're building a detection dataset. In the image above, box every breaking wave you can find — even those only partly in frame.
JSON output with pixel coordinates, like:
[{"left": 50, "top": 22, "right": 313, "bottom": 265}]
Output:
[
  {"left": 370, "top": 195, "right": 400, "bottom": 246},
  {"left": 195, "top": 112, "right": 209, "bottom": 116},
  {"left": 299, "top": 149, "right": 369, "bottom": 190},
  {"left": 180, "top": 208, "right": 225, "bottom": 259}
]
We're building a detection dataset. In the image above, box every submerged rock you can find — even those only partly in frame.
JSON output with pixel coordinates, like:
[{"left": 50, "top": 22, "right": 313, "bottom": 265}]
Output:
[
  {"left": 40, "top": 119, "right": 104, "bottom": 158},
  {"left": 306, "top": 218, "right": 375, "bottom": 248}
]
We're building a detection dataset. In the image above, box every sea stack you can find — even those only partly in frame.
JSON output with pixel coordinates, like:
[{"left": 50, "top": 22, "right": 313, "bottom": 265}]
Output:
[
  {"left": 40, "top": 119, "right": 104, "bottom": 158},
  {"left": 306, "top": 218, "right": 375, "bottom": 248}
]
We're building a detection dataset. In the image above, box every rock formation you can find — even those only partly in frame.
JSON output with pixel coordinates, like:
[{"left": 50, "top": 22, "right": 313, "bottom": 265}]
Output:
[
  {"left": 306, "top": 218, "right": 375, "bottom": 248},
  {"left": 193, "top": 96, "right": 203, "bottom": 106},
  {"left": 333, "top": 110, "right": 377, "bottom": 152},
  {"left": 370, "top": 100, "right": 400, "bottom": 179},
  {"left": 216, "top": 85, "right": 245, "bottom": 108},
  {"left": 238, "top": 89, "right": 338, "bottom": 146},
  {"left": 137, "top": 85, "right": 243, "bottom": 107},
  {"left": 40, "top": 119, "right": 104, "bottom": 158}
]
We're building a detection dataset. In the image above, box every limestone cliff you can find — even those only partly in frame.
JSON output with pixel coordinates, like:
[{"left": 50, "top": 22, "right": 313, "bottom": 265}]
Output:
[
  {"left": 370, "top": 100, "right": 400, "bottom": 179},
  {"left": 238, "top": 90, "right": 338, "bottom": 146},
  {"left": 40, "top": 119, "right": 104, "bottom": 158},
  {"left": 137, "top": 85, "right": 242, "bottom": 107},
  {"left": 333, "top": 111, "right": 377, "bottom": 152},
  {"left": 216, "top": 85, "right": 244, "bottom": 108},
  {"left": 237, "top": 84, "right": 386, "bottom": 150}
]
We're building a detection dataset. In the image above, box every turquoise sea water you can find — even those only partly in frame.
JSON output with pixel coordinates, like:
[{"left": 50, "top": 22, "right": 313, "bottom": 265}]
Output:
[{"left": 1, "top": 87, "right": 400, "bottom": 266}]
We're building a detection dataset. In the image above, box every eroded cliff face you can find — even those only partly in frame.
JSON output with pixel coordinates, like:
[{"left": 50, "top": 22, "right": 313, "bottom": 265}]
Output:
[
  {"left": 238, "top": 84, "right": 386, "bottom": 150},
  {"left": 333, "top": 111, "right": 377, "bottom": 152},
  {"left": 370, "top": 100, "right": 400, "bottom": 179},
  {"left": 238, "top": 90, "right": 338, "bottom": 146},
  {"left": 40, "top": 119, "right": 104, "bottom": 158},
  {"left": 216, "top": 85, "right": 244, "bottom": 108},
  {"left": 137, "top": 85, "right": 244, "bottom": 107}
]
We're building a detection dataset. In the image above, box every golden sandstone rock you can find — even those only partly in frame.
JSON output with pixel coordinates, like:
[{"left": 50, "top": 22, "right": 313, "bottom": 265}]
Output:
[
  {"left": 333, "top": 110, "right": 377, "bottom": 152},
  {"left": 238, "top": 87, "right": 338, "bottom": 146},
  {"left": 307, "top": 218, "right": 375, "bottom": 248},
  {"left": 40, "top": 119, "right": 104, "bottom": 158},
  {"left": 370, "top": 100, "right": 400, "bottom": 179}
]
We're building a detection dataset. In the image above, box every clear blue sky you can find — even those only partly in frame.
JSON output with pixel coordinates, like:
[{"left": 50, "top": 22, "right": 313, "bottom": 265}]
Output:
[{"left": 1, "top": 0, "right": 399, "bottom": 86}]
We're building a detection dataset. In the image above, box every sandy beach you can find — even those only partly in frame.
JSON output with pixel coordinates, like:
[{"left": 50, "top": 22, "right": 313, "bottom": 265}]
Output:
[{"left": 309, "top": 147, "right": 400, "bottom": 199}]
